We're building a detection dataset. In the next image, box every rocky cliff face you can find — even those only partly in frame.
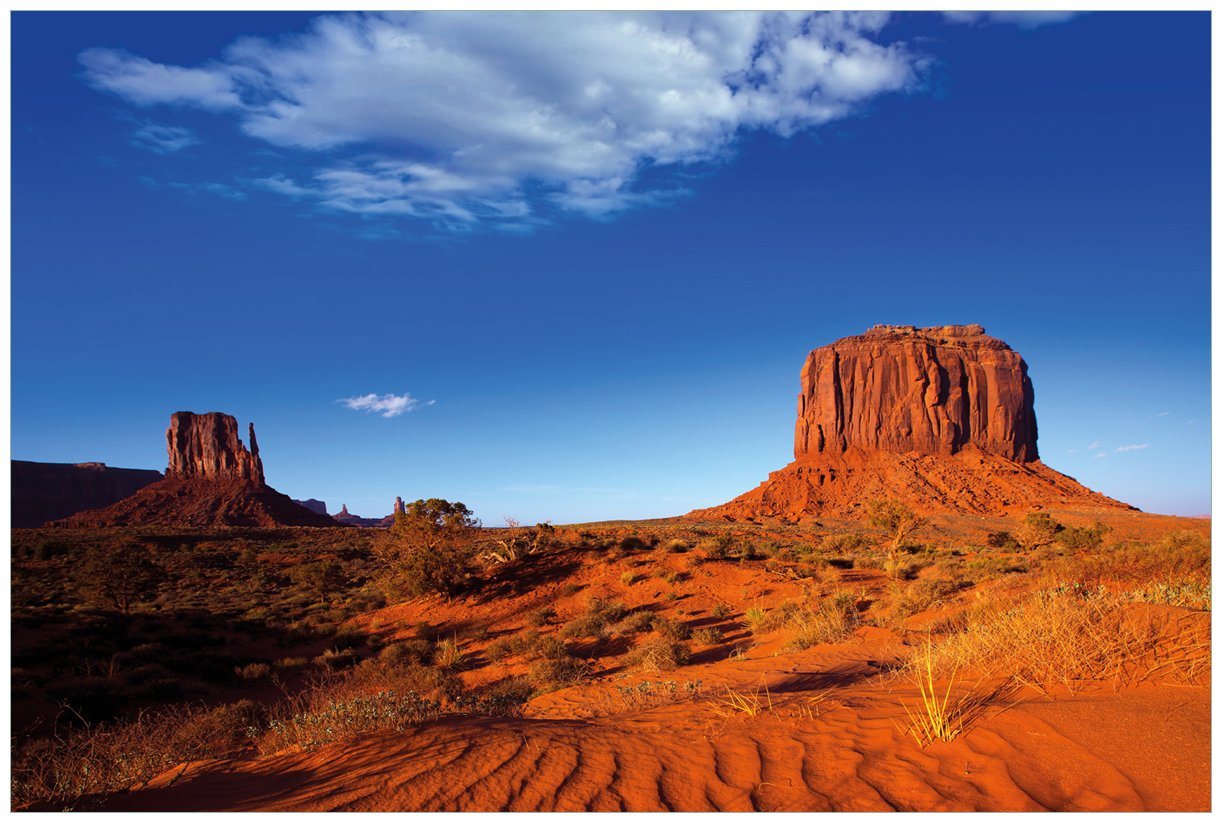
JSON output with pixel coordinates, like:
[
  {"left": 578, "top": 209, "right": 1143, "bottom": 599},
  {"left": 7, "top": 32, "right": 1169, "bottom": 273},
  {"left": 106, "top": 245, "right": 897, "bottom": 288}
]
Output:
[
  {"left": 793, "top": 325, "right": 1038, "bottom": 462},
  {"left": 691, "top": 324, "right": 1129, "bottom": 520},
  {"left": 12, "top": 461, "right": 163, "bottom": 527},
  {"left": 166, "top": 412, "right": 265, "bottom": 484},
  {"left": 294, "top": 498, "right": 328, "bottom": 516}
]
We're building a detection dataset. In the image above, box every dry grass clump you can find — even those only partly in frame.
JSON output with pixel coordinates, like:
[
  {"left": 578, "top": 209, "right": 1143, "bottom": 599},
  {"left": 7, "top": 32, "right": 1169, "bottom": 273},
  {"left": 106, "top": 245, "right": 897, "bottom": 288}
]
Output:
[
  {"left": 560, "top": 598, "right": 629, "bottom": 639},
  {"left": 527, "top": 657, "right": 590, "bottom": 692},
  {"left": 608, "top": 610, "right": 654, "bottom": 636},
  {"left": 13, "top": 700, "right": 265, "bottom": 810},
  {"left": 903, "top": 642, "right": 963, "bottom": 746},
  {"left": 432, "top": 637, "right": 468, "bottom": 671},
  {"left": 889, "top": 578, "right": 972, "bottom": 621},
  {"left": 711, "top": 681, "right": 772, "bottom": 719},
  {"left": 784, "top": 591, "right": 862, "bottom": 650},
  {"left": 1046, "top": 532, "right": 1210, "bottom": 591},
  {"left": 691, "top": 627, "right": 724, "bottom": 646},
  {"left": 255, "top": 655, "right": 461, "bottom": 755},
  {"left": 913, "top": 586, "right": 1207, "bottom": 693},
  {"left": 625, "top": 637, "right": 691, "bottom": 672},
  {"left": 604, "top": 679, "right": 703, "bottom": 712}
]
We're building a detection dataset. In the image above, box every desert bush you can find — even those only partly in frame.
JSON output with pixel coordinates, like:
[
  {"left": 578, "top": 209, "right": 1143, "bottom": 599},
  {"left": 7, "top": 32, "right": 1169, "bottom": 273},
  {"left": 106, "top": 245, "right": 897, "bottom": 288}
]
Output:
[
  {"left": 527, "top": 607, "right": 555, "bottom": 627},
  {"left": 561, "top": 598, "right": 628, "bottom": 639},
  {"left": 1016, "top": 512, "right": 1063, "bottom": 551},
  {"left": 1055, "top": 522, "right": 1112, "bottom": 551},
  {"left": 696, "top": 534, "right": 734, "bottom": 561},
  {"left": 822, "top": 532, "right": 873, "bottom": 554},
  {"left": 527, "top": 657, "right": 589, "bottom": 692},
  {"left": 625, "top": 638, "right": 691, "bottom": 672},
  {"left": 785, "top": 592, "right": 861, "bottom": 650},
  {"left": 234, "top": 662, "right": 272, "bottom": 681},
  {"left": 662, "top": 539, "right": 690, "bottom": 553},
  {"left": 650, "top": 615, "right": 691, "bottom": 642},
  {"left": 711, "top": 603, "right": 732, "bottom": 620},
  {"left": 608, "top": 610, "right": 654, "bottom": 637},
  {"left": 985, "top": 531, "right": 1020, "bottom": 550},
  {"left": 289, "top": 560, "right": 346, "bottom": 599},
  {"left": 378, "top": 639, "right": 435, "bottom": 668},
  {"left": 619, "top": 535, "right": 650, "bottom": 553},
  {"left": 620, "top": 571, "right": 639, "bottom": 586},
  {"left": 691, "top": 627, "right": 723, "bottom": 646},
  {"left": 460, "top": 677, "right": 535, "bottom": 716},
  {"left": 890, "top": 578, "right": 971, "bottom": 620}
]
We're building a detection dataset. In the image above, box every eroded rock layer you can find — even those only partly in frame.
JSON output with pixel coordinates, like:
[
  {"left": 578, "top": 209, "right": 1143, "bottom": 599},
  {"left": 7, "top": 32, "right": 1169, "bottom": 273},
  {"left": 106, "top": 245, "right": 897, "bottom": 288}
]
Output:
[{"left": 794, "top": 325, "right": 1038, "bottom": 462}]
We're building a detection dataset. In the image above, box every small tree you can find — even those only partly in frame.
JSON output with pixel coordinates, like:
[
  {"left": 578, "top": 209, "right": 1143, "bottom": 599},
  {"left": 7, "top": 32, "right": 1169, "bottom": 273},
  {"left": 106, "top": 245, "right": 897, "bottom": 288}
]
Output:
[
  {"left": 865, "top": 499, "right": 927, "bottom": 576},
  {"left": 76, "top": 543, "right": 162, "bottom": 614},
  {"left": 378, "top": 499, "right": 481, "bottom": 599}
]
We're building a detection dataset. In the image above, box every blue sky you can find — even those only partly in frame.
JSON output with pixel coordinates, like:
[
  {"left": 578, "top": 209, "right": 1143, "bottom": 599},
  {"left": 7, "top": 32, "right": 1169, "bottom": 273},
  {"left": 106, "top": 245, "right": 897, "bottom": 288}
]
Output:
[{"left": 11, "top": 11, "right": 1210, "bottom": 521}]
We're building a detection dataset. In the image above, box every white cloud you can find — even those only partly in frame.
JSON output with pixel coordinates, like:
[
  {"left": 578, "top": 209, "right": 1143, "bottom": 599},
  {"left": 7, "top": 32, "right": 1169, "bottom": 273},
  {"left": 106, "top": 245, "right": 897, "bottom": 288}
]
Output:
[
  {"left": 1087, "top": 441, "right": 1101, "bottom": 450},
  {"left": 130, "top": 121, "right": 199, "bottom": 154},
  {"left": 80, "top": 47, "right": 242, "bottom": 110},
  {"left": 942, "top": 11, "right": 1082, "bottom": 29},
  {"left": 80, "top": 12, "right": 927, "bottom": 227},
  {"left": 1114, "top": 443, "right": 1149, "bottom": 452},
  {"left": 1157, "top": 411, "right": 1171, "bottom": 417},
  {"left": 1095, "top": 452, "right": 1108, "bottom": 459},
  {"left": 339, "top": 392, "right": 431, "bottom": 418}
]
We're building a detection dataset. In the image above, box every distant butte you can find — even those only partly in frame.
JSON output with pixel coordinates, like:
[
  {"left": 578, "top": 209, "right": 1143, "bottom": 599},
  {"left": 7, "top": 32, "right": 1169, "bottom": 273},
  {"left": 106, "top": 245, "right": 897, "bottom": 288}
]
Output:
[
  {"left": 690, "top": 324, "right": 1132, "bottom": 521},
  {"left": 56, "top": 412, "right": 336, "bottom": 528}
]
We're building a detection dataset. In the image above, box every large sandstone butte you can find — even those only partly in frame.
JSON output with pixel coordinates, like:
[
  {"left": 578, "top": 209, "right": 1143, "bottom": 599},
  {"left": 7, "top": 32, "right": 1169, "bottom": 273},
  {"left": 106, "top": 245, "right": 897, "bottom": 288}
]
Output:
[
  {"left": 690, "top": 325, "right": 1131, "bottom": 521},
  {"left": 56, "top": 412, "right": 336, "bottom": 528}
]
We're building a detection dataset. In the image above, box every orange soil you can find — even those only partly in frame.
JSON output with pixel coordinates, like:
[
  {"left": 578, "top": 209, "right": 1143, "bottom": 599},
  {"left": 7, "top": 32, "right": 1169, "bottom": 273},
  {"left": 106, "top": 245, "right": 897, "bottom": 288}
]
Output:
[{"left": 95, "top": 512, "right": 1209, "bottom": 812}]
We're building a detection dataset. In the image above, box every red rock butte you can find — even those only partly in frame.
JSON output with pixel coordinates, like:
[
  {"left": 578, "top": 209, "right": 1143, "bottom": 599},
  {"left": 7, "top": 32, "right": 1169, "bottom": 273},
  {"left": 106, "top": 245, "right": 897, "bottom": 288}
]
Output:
[
  {"left": 690, "top": 324, "right": 1131, "bottom": 521},
  {"left": 56, "top": 412, "right": 335, "bottom": 528}
]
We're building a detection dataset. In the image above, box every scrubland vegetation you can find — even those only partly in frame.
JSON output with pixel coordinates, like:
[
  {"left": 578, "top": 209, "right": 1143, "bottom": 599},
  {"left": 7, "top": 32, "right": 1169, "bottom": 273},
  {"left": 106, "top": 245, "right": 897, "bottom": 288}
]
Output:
[{"left": 10, "top": 501, "right": 1210, "bottom": 809}]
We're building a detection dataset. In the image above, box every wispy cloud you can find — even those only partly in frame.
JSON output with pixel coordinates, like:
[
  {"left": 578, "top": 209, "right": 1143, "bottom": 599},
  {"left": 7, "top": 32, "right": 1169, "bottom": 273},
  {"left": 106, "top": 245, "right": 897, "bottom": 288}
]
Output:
[
  {"left": 1095, "top": 452, "right": 1108, "bottom": 459},
  {"left": 80, "top": 12, "right": 929, "bottom": 229},
  {"left": 1157, "top": 411, "right": 1171, "bottom": 417},
  {"left": 130, "top": 121, "right": 199, "bottom": 154},
  {"left": 166, "top": 180, "right": 246, "bottom": 201},
  {"left": 942, "top": 11, "right": 1083, "bottom": 29},
  {"left": 339, "top": 392, "right": 432, "bottom": 418},
  {"left": 1114, "top": 443, "right": 1149, "bottom": 453},
  {"left": 1087, "top": 441, "right": 1102, "bottom": 450}
]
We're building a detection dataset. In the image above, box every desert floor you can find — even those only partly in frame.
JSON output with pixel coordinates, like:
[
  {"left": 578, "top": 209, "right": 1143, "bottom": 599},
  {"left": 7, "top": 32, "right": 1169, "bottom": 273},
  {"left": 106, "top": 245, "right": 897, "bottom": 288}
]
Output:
[{"left": 12, "top": 508, "right": 1210, "bottom": 811}]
